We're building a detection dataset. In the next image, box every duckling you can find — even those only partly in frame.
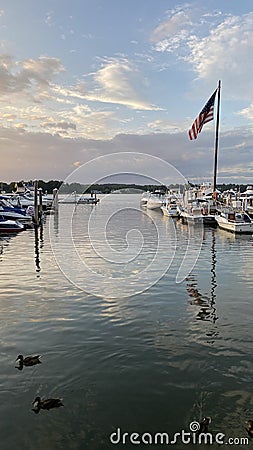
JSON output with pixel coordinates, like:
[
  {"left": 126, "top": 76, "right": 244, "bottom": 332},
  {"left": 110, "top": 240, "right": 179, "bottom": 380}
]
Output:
[
  {"left": 32, "top": 396, "right": 64, "bottom": 412},
  {"left": 246, "top": 420, "right": 253, "bottom": 438},
  {"left": 196, "top": 417, "right": 211, "bottom": 436},
  {"left": 16, "top": 354, "right": 41, "bottom": 367}
]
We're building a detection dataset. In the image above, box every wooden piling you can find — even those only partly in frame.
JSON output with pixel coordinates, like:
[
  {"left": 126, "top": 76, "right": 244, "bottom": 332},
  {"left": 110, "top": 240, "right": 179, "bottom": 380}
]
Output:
[
  {"left": 33, "top": 180, "right": 39, "bottom": 225},
  {"left": 38, "top": 188, "right": 43, "bottom": 215},
  {"left": 53, "top": 188, "right": 59, "bottom": 211}
]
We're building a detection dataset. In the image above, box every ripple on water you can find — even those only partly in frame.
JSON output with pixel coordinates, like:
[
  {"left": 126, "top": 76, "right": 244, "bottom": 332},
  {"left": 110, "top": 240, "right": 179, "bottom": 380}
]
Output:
[{"left": 0, "top": 197, "right": 253, "bottom": 449}]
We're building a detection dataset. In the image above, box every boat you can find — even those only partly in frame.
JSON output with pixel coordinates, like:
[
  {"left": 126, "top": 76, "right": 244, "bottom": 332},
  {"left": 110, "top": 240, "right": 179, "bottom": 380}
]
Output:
[
  {"left": 0, "top": 218, "right": 24, "bottom": 233},
  {"left": 0, "top": 196, "right": 32, "bottom": 222},
  {"left": 8, "top": 191, "right": 52, "bottom": 210},
  {"left": 146, "top": 190, "right": 165, "bottom": 210},
  {"left": 161, "top": 201, "right": 179, "bottom": 217},
  {"left": 59, "top": 192, "right": 99, "bottom": 204},
  {"left": 215, "top": 209, "right": 253, "bottom": 234},
  {"left": 180, "top": 200, "right": 203, "bottom": 224},
  {"left": 5, "top": 184, "right": 53, "bottom": 210},
  {"left": 239, "top": 186, "right": 253, "bottom": 216},
  {"left": 140, "top": 192, "right": 150, "bottom": 207}
]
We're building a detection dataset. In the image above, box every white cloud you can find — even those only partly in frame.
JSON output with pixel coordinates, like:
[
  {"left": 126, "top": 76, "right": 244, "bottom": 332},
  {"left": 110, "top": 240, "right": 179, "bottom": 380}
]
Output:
[
  {"left": 0, "top": 55, "right": 64, "bottom": 96},
  {"left": 186, "top": 13, "right": 253, "bottom": 97},
  {"left": 87, "top": 57, "right": 161, "bottom": 110},
  {"left": 151, "top": 10, "right": 191, "bottom": 43},
  {"left": 238, "top": 103, "right": 253, "bottom": 121},
  {"left": 1, "top": 126, "right": 253, "bottom": 183},
  {"left": 151, "top": 9, "right": 253, "bottom": 101},
  {"left": 45, "top": 11, "right": 54, "bottom": 26}
]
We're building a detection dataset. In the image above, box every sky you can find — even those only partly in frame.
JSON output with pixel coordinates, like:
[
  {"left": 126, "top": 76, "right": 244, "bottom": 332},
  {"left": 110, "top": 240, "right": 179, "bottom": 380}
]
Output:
[{"left": 1, "top": 0, "right": 253, "bottom": 185}]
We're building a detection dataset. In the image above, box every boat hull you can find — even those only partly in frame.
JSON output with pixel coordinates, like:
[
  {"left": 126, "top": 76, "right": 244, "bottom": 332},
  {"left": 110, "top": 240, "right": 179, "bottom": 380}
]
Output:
[
  {"left": 161, "top": 206, "right": 178, "bottom": 217},
  {"left": 180, "top": 212, "right": 203, "bottom": 224},
  {"left": 0, "top": 220, "right": 24, "bottom": 233},
  {"left": 146, "top": 199, "right": 163, "bottom": 210},
  {"left": 215, "top": 216, "right": 253, "bottom": 234}
]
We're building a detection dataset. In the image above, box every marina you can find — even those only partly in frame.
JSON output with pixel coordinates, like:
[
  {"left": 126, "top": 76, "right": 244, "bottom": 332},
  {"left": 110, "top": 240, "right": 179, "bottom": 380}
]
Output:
[
  {"left": 0, "top": 193, "right": 252, "bottom": 449},
  {"left": 1, "top": 1, "right": 253, "bottom": 448}
]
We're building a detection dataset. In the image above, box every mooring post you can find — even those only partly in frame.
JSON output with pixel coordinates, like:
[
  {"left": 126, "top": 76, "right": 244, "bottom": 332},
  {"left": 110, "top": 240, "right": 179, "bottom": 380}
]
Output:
[
  {"left": 38, "top": 188, "right": 43, "bottom": 216},
  {"left": 33, "top": 180, "right": 39, "bottom": 225},
  {"left": 53, "top": 188, "right": 59, "bottom": 212}
]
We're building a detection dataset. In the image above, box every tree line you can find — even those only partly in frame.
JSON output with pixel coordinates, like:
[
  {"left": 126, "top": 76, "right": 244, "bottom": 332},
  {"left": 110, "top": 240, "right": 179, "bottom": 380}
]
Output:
[{"left": 0, "top": 180, "right": 251, "bottom": 194}]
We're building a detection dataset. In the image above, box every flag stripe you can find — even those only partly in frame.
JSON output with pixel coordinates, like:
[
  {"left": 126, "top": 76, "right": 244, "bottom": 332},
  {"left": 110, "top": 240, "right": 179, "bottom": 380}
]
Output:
[{"left": 188, "top": 90, "right": 217, "bottom": 140}]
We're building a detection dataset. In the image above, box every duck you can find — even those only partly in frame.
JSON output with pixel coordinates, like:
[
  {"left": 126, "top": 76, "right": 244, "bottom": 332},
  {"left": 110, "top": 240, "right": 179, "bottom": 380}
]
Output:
[
  {"left": 16, "top": 354, "right": 41, "bottom": 367},
  {"left": 246, "top": 420, "right": 253, "bottom": 438},
  {"left": 196, "top": 417, "right": 211, "bottom": 436},
  {"left": 32, "top": 396, "right": 64, "bottom": 412}
]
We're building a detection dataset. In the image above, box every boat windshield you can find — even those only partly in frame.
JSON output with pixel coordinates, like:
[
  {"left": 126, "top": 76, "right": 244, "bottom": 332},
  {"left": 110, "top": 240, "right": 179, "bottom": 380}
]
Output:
[{"left": 0, "top": 198, "right": 13, "bottom": 207}]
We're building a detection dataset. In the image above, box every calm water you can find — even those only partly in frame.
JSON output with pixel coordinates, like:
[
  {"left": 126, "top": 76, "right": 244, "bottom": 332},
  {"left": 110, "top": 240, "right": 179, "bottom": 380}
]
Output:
[{"left": 0, "top": 194, "right": 252, "bottom": 449}]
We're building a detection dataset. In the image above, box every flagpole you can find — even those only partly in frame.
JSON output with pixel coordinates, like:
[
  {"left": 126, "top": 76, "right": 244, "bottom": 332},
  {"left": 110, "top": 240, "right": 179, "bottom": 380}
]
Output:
[{"left": 213, "top": 80, "right": 221, "bottom": 194}]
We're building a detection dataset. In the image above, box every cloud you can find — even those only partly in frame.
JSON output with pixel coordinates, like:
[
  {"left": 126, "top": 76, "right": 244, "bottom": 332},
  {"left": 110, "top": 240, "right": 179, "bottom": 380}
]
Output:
[
  {"left": 85, "top": 57, "right": 161, "bottom": 110},
  {"left": 3, "top": 113, "right": 16, "bottom": 121},
  {"left": 40, "top": 120, "right": 77, "bottom": 131},
  {"left": 151, "top": 8, "right": 253, "bottom": 101},
  {"left": 186, "top": 13, "right": 253, "bottom": 97},
  {"left": 151, "top": 10, "right": 191, "bottom": 43},
  {"left": 238, "top": 103, "right": 253, "bottom": 121},
  {"left": 1, "top": 125, "right": 253, "bottom": 184},
  {"left": 0, "top": 51, "right": 162, "bottom": 142},
  {"left": 45, "top": 10, "right": 55, "bottom": 26},
  {"left": 148, "top": 119, "right": 182, "bottom": 133},
  {"left": 0, "top": 55, "right": 64, "bottom": 96}
]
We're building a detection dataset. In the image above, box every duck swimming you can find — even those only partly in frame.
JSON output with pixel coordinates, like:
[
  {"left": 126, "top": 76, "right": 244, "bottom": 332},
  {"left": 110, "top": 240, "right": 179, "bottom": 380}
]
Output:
[
  {"left": 32, "top": 396, "right": 64, "bottom": 412},
  {"left": 16, "top": 354, "right": 41, "bottom": 367},
  {"left": 246, "top": 420, "right": 253, "bottom": 438},
  {"left": 196, "top": 417, "right": 211, "bottom": 436}
]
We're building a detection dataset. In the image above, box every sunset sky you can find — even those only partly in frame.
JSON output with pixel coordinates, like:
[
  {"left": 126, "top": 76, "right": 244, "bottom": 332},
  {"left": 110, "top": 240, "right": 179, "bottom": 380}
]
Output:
[{"left": 1, "top": 0, "right": 253, "bottom": 184}]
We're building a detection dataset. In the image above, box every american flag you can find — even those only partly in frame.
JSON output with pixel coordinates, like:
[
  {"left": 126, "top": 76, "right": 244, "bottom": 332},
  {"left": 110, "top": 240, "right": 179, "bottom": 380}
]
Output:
[{"left": 188, "top": 89, "right": 217, "bottom": 140}]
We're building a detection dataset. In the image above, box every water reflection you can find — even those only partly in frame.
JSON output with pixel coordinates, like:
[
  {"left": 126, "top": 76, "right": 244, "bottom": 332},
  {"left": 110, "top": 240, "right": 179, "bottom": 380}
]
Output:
[
  {"left": 0, "top": 235, "right": 15, "bottom": 260},
  {"left": 186, "top": 230, "right": 219, "bottom": 343},
  {"left": 34, "top": 225, "right": 44, "bottom": 275},
  {"left": 0, "top": 195, "right": 252, "bottom": 450}
]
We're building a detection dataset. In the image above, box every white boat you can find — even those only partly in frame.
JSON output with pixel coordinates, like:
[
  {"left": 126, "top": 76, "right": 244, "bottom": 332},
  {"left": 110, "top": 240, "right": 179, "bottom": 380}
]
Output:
[
  {"left": 140, "top": 192, "right": 150, "bottom": 207},
  {"left": 0, "top": 219, "right": 24, "bottom": 233},
  {"left": 6, "top": 187, "right": 53, "bottom": 210},
  {"left": 59, "top": 192, "right": 99, "bottom": 204},
  {"left": 146, "top": 191, "right": 165, "bottom": 210},
  {"left": 180, "top": 200, "right": 203, "bottom": 224},
  {"left": 0, "top": 196, "right": 32, "bottom": 222},
  {"left": 240, "top": 186, "right": 253, "bottom": 216},
  {"left": 161, "top": 201, "right": 179, "bottom": 217},
  {"left": 215, "top": 210, "right": 253, "bottom": 234},
  {"left": 178, "top": 185, "right": 217, "bottom": 225}
]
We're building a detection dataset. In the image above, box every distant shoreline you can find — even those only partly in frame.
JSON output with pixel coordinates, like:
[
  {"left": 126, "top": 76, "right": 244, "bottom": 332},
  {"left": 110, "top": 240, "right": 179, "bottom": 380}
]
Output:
[{"left": 1, "top": 181, "right": 251, "bottom": 195}]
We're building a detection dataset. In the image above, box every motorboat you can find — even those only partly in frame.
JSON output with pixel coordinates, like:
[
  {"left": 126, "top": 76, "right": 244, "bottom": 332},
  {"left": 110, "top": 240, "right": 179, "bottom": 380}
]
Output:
[
  {"left": 140, "top": 192, "right": 150, "bottom": 207},
  {"left": 0, "top": 196, "right": 32, "bottom": 222},
  {"left": 180, "top": 200, "right": 203, "bottom": 224},
  {"left": 215, "top": 209, "right": 253, "bottom": 234},
  {"left": 161, "top": 201, "right": 179, "bottom": 217},
  {"left": 59, "top": 192, "right": 99, "bottom": 204},
  {"left": 146, "top": 190, "right": 165, "bottom": 210},
  {"left": 239, "top": 186, "right": 253, "bottom": 216},
  {"left": 0, "top": 218, "right": 24, "bottom": 233},
  {"left": 5, "top": 184, "right": 53, "bottom": 210},
  {"left": 179, "top": 185, "right": 217, "bottom": 225}
]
